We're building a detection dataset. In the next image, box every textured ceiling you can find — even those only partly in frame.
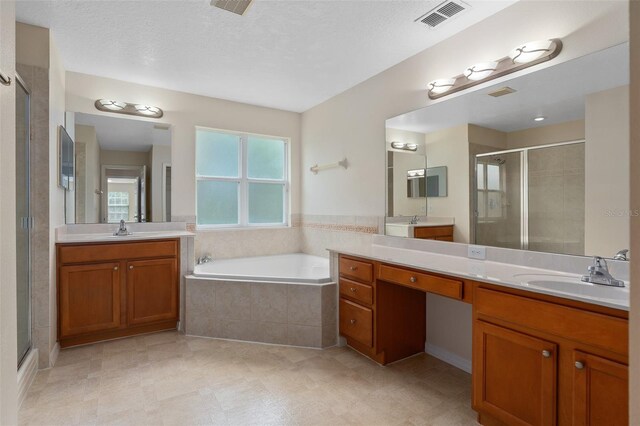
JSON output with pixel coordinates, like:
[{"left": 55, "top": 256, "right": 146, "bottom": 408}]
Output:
[
  {"left": 16, "top": 0, "right": 516, "bottom": 112},
  {"left": 386, "top": 43, "right": 629, "bottom": 134},
  {"left": 75, "top": 112, "right": 171, "bottom": 152}
]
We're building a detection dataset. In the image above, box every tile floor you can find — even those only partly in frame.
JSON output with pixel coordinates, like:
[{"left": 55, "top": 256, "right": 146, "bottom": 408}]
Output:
[{"left": 19, "top": 332, "right": 477, "bottom": 426}]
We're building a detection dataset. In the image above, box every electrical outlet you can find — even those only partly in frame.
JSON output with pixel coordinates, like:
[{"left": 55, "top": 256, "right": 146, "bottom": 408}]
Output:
[{"left": 468, "top": 245, "right": 486, "bottom": 260}]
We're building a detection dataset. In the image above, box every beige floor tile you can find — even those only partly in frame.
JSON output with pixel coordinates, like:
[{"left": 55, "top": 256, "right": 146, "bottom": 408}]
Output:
[{"left": 19, "top": 331, "right": 476, "bottom": 426}]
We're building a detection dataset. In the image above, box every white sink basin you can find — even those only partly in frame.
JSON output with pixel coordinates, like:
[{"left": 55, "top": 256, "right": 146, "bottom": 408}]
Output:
[{"left": 513, "top": 273, "right": 629, "bottom": 302}]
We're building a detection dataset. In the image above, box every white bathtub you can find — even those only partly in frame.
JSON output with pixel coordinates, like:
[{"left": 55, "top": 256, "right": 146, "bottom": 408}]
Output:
[{"left": 193, "top": 253, "right": 331, "bottom": 284}]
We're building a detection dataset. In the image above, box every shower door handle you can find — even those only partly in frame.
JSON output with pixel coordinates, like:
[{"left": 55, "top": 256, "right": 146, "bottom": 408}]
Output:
[{"left": 0, "top": 71, "right": 11, "bottom": 86}]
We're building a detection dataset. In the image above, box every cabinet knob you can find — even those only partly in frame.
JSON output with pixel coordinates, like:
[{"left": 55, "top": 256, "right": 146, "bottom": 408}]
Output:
[
  {"left": 409, "top": 276, "right": 417, "bottom": 283},
  {"left": 113, "top": 266, "right": 118, "bottom": 271},
  {"left": 542, "top": 350, "right": 551, "bottom": 358},
  {"left": 349, "top": 266, "right": 357, "bottom": 271},
  {"left": 129, "top": 265, "right": 134, "bottom": 270},
  {"left": 350, "top": 287, "right": 357, "bottom": 293},
  {"left": 575, "top": 361, "right": 585, "bottom": 370},
  {"left": 350, "top": 319, "right": 357, "bottom": 325}
]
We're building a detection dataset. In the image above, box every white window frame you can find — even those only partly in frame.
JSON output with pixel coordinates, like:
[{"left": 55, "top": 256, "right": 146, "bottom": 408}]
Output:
[
  {"left": 476, "top": 162, "right": 505, "bottom": 222},
  {"left": 196, "top": 127, "right": 290, "bottom": 229}
]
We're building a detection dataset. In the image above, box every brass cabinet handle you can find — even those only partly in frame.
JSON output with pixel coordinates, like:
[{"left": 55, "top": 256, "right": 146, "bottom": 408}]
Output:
[
  {"left": 349, "top": 266, "right": 357, "bottom": 271},
  {"left": 409, "top": 276, "right": 417, "bottom": 283},
  {"left": 113, "top": 266, "right": 118, "bottom": 271},
  {"left": 350, "top": 319, "right": 357, "bottom": 325},
  {"left": 542, "top": 350, "right": 551, "bottom": 358},
  {"left": 129, "top": 265, "right": 134, "bottom": 270},
  {"left": 350, "top": 287, "right": 357, "bottom": 293},
  {"left": 575, "top": 361, "right": 585, "bottom": 370}
]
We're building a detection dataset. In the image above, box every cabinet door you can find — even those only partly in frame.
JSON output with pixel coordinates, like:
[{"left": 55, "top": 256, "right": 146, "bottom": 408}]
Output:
[
  {"left": 126, "top": 258, "right": 178, "bottom": 326},
  {"left": 572, "top": 351, "right": 628, "bottom": 426},
  {"left": 59, "top": 262, "right": 121, "bottom": 337},
  {"left": 473, "top": 321, "right": 557, "bottom": 426}
]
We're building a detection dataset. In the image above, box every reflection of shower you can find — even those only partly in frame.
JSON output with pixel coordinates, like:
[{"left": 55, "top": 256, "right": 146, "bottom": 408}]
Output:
[{"left": 490, "top": 155, "right": 506, "bottom": 164}]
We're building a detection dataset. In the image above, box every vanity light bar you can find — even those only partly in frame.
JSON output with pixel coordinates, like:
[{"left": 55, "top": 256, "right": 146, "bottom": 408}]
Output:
[
  {"left": 391, "top": 141, "right": 418, "bottom": 151},
  {"left": 427, "top": 38, "right": 562, "bottom": 100},
  {"left": 95, "top": 99, "right": 164, "bottom": 119}
]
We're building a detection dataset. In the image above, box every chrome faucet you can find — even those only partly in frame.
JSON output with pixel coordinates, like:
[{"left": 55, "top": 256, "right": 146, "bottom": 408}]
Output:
[
  {"left": 581, "top": 256, "right": 625, "bottom": 287},
  {"left": 409, "top": 215, "right": 419, "bottom": 225},
  {"left": 113, "top": 219, "right": 131, "bottom": 236},
  {"left": 613, "top": 249, "right": 629, "bottom": 261},
  {"left": 197, "top": 255, "right": 213, "bottom": 265}
]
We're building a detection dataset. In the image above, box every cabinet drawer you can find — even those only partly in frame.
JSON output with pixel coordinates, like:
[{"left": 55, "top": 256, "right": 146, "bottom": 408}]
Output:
[
  {"left": 339, "top": 256, "right": 373, "bottom": 283},
  {"left": 474, "top": 287, "right": 628, "bottom": 356},
  {"left": 414, "top": 225, "right": 453, "bottom": 239},
  {"left": 340, "top": 278, "right": 373, "bottom": 305},
  {"left": 340, "top": 298, "right": 373, "bottom": 347},
  {"left": 378, "top": 264, "right": 462, "bottom": 300},
  {"left": 58, "top": 239, "right": 178, "bottom": 264}
]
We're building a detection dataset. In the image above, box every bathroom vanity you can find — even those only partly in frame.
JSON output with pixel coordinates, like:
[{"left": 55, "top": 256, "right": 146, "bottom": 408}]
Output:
[
  {"left": 55, "top": 224, "right": 194, "bottom": 348},
  {"left": 335, "top": 247, "right": 629, "bottom": 426},
  {"left": 56, "top": 238, "right": 180, "bottom": 348}
]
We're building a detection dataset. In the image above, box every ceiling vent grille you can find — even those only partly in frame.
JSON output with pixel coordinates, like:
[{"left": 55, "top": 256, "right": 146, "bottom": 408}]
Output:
[
  {"left": 211, "top": 0, "right": 254, "bottom": 16},
  {"left": 416, "top": 1, "right": 469, "bottom": 29}
]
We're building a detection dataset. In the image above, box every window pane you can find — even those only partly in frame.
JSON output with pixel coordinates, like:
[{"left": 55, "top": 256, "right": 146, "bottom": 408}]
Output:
[
  {"left": 247, "top": 136, "right": 285, "bottom": 179},
  {"left": 477, "top": 164, "right": 485, "bottom": 190},
  {"left": 487, "top": 191, "right": 503, "bottom": 218},
  {"left": 196, "top": 130, "right": 239, "bottom": 177},
  {"left": 487, "top": 164, "right": 500, "bottom": 190},
  {"left": 477, "top": 191, "right": 486, "bottom": 218},
  {"left": 248, "top": 183, "right": 284, "bottom": 224},
  {"left": 197, "top": 181, "right": 238, "bottom": 225}
]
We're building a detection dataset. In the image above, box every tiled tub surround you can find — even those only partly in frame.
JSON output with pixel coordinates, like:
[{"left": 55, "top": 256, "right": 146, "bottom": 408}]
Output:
[
  {"left": 185, "top": 278, "right": 337, "bottom": 348},
  {"left": 191, "top": 214, "right": 383, "bottom": 260}
]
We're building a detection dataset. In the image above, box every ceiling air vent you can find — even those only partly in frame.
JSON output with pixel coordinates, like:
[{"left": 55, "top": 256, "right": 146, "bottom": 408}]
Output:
[
  {"left": 488, "top": 87, "right": 517, "bottom": 98},
  {"left": 416, "top": 1, "right": 469, "bottom": 29},
  {"left": 211, "top": 0, "right": 254, "bottom": 16}
]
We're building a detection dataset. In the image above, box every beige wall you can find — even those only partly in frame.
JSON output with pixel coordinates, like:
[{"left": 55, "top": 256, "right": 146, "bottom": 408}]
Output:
[
  {"left": 629, "top": 2, "right": 639, "bottom": 420},
  {"left": 74, "top": 124, "right": 100, "bottom": 222},
  {"left": 16, "top": 22, "right": 48, "bottom": 69},
  {"left": 150, "top": 144, "right": 171, "bottom": 222},
  {"left": 48, "top": 33, "right": 66, "bottom": 366},
  {"left": 301, "top": 0, "right": 629, "bottom": 366},
  {"left": 100, "top": 149, "right": 150, "bottom": 168},
  {"left": 585, "top": 86, "right": 630, "bottom": 255},
  {"left": 506, "top": 119, "right": 585, "bottom": 149},
  {"left": 0, "top": 1, "right": 18, "bottom": 423},
  {"left": 65, "top": 72, "right": 301, "bottom": 221},
  {"left": 425, "top": 124, "right": 470, "bottom": 242}
]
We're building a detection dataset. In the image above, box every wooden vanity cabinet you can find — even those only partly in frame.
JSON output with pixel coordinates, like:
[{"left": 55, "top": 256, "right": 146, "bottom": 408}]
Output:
[
  {"left": 413, "top": 225, "right": 454, "bottom": 241},
  {"left": 473, "top": 284, "right": 629, "bottom": 426},
  {"left": 57, "top": 239, "right": 180, "bottom": 348}
]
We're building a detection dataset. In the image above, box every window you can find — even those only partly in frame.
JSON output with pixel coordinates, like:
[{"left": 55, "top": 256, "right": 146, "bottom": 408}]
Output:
[
  {"left": 476, "top": 163, "right": 504, "bottom": 220},
  {"left": 196, "top": 128, "right": 288, "bottom": 227},
  {"left": 108, "top": 191, "right": 130, "bottom": 222}
]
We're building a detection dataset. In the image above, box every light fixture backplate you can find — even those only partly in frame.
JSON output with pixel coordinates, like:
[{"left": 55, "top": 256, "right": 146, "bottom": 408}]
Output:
[{"left": 428, "top": 38, "right": 562, "bottom": 100}]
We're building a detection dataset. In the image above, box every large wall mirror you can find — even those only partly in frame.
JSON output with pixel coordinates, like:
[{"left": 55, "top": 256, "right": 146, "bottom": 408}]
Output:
[
  {"left": 385, "top": 42, "right": 629, "bottom": 258},
  {"left": 65, "top": 112, "right": 172, "bottom": 224}
]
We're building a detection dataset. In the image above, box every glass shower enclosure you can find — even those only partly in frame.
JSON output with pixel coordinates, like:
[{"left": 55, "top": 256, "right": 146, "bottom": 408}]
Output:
[
  {"left": 16, "top": 75, "right": 32, "bottom": 367},
  {"left": 473, "top": 141, "right": 586, "bottom": 256}
]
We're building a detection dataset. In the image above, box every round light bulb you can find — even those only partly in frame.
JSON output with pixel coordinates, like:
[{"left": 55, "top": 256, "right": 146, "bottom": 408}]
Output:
[
  {"left": 463, "top": 61, "right": 498, "bottom": 81},
  {"left": 509, "top": 40, "right": 554, "bottom": 64},
  {"left": 427, "top": 78, "right": 456, "bottom": 95}
]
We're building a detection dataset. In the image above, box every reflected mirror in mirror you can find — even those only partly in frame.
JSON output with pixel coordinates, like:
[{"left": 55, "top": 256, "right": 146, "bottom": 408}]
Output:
[
  {"left": 386, "top": 131, "right": 426, "bottom": 218},
  {"left": 385, "top": 42, "right": 629, "bottom": 258},
  {"left": 67, "top": 112, "right": 172, "bottom": 224}
]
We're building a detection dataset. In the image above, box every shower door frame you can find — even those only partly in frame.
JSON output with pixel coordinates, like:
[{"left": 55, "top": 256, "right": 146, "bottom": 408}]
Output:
[
  {"left": 15, "top": 73, "right": 32, "bottom": 368},
  {"left": 473, "top": 139, "right": 586, "bottom": 252}
]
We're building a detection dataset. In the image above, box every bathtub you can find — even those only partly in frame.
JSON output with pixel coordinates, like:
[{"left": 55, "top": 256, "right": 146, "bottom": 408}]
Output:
[
  {"left": 193, "top": 253, "right": 331, "bottom": 284},
  {"left": 185, "top": 253, "right": 336, "bottom": 348}
]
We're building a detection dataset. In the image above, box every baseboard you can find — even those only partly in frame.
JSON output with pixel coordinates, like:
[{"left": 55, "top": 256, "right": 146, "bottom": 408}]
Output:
[
  {"left": 17, "top": 349, "right": 38, "bottom": 408},
  {"left": 49, "top": 342, "right": 60, "bottom": 367},
  {"left": 425, "top": 343, "right": 472, "bottom": 374}
]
